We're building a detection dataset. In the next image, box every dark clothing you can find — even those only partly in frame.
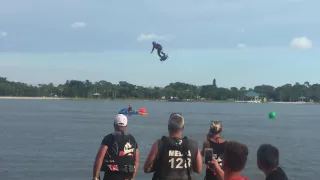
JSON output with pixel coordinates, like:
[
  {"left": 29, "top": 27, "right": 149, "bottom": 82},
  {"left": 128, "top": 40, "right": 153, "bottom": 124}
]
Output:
[
  {"left": 205, "top": 140, "right": 226, "bottom": 180},
  {"left": 153, "top": 43, "right": 162, "bottom": 50},
  {"left": 102, "top": 172, "right": 132, "bottom": 180},
  {"left": 152, "top": 136, "right": 198, "bottom": 180},
  {"left": 127, "top": 107, "right": 132, "bottom": 112},
  {"left": 157, "top": 49, "right": 165, "bottom": 58},
  {"left": 100, "top": 132, "right": 138, "bottom": 180},
  {"left": 151, "top": 43, "right": 166, "bottom": 58},
  {"left": 266, "top": 167, "right": 288, "bottom": 180}
]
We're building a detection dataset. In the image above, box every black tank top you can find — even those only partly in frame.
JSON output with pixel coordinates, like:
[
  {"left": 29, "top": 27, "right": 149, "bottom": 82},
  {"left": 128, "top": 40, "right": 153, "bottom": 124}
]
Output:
[
  {"left": 101, "top": 132, "right": 137, "bottom": 175},
  {"left": 204, "top": 139, "right": 226, "bottom": 180},
  {"left": 152, "top": 136, "right": 198, "bottom": 180}
]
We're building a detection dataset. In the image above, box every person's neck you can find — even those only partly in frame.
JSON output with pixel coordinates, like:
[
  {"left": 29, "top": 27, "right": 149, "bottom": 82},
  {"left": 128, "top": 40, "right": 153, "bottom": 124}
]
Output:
[
  {"left": 169, "top": 132, "right": 182, "bottom": 138},
  {"left": 264, "top": 167, "right": 278, "bottom": 176},
  {"left": 224, "top": 171, "right": 242, "bottom": 180},
  {"left": 115, "top": 130, "right": 124, "bottom": 133}
]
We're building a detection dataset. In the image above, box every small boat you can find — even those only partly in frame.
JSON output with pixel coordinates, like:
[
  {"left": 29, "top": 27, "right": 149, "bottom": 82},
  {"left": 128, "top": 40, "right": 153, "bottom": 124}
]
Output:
[{"left": 118, "top": 108, "right": 147, "bottom": 115}]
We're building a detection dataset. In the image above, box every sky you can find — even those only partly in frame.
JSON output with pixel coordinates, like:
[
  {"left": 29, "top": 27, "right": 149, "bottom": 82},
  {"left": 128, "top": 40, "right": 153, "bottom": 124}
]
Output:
[{"left": 0, "top": 0, "right": 320, "bottom": 88}]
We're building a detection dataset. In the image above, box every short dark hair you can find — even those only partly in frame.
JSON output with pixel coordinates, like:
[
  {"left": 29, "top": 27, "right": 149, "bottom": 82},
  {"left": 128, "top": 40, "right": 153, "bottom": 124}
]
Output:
[
  {"left": 257, "top": 144, "right": 279, "bottom": 169},
  {"left": 223, "top": 141, "right": 249, "bottom": 171}
]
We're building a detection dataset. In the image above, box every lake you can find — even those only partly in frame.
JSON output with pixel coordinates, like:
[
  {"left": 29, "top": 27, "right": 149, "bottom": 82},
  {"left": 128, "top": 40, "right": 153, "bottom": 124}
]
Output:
[{"left": 0, "top": 100, "right": 319, "bottom": 180}]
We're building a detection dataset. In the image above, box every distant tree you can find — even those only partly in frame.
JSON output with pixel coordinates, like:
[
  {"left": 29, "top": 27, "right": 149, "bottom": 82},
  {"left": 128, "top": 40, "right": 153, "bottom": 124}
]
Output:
[
  {"left": 0, "top": 76, "right": 319, "bottom": 102},
  {"left": 212, "top": 78, "right": 217, "bottom": 87}
]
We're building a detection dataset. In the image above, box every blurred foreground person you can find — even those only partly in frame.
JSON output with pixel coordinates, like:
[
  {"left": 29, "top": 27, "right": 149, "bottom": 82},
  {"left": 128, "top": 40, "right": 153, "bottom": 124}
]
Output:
[
  {"left": 209, "top": 141, "right": 249, "bottom": 180},
  {"left": 257, "top": 144, "right": 288, "bottom": 180}
]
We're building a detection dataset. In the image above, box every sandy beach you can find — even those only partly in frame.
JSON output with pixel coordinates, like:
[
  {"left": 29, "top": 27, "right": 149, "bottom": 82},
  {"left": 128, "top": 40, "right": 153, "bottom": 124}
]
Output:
[{"left": 0, "top": 96, "right": 66, "bottom": 100}]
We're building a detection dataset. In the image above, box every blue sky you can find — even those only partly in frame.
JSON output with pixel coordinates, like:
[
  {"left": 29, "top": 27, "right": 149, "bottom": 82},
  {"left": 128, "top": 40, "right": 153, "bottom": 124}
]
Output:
[{"left": 0, "top": 0, "right": 319, "bottom": 88}]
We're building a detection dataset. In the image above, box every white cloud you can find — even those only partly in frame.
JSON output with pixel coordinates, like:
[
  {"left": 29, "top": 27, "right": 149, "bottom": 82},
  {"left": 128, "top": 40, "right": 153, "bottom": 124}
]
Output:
[
  {"left": 290, "top": 36, "right": 312, "bottom": 49},
  {"left": 0, "top": 31, "right": 8, "bottom": 37},
  {"left": 137, "top": 33, "right": 176, "bottom": 42},
  {"left": 70, "top": 22, "right": 86, "bottom": 29},
  {"left": 237, "top": 43, "right": 247, "bottom": 49}
]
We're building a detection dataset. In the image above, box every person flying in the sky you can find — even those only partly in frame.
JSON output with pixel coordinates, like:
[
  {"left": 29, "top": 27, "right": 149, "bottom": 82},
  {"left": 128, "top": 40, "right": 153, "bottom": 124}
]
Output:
[{"left": 151, "top": 41, "right": 166, "bottom": 58}]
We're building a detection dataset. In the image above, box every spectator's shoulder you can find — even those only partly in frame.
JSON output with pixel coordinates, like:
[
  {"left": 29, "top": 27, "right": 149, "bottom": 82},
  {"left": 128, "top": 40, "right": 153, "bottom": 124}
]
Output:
[
  {"left": 103, "top": 133, "right": 113, "bottom": 140},
  {"left": 101, "top": 133, "right": 114, "bottom": 146},
  {"left": 126, "top": 133, "right": 136, "bottom": 140}
]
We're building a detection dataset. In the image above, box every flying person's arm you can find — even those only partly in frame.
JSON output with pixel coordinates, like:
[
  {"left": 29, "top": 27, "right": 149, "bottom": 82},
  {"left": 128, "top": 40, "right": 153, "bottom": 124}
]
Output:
[
  {"left": 150, "top": 46, "right": 155, "bottom": 53},
  {"left": 143, "top": 140, "right": 158, "bottom": 173},
  {"left": 92, "top": 145, "right": 108, "bottom": 179}
]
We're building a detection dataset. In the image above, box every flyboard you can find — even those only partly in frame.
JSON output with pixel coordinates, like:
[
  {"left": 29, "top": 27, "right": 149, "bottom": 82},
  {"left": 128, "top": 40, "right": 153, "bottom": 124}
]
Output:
[{"left": 160, "top": 54, "right": 169, "bottom": 61}]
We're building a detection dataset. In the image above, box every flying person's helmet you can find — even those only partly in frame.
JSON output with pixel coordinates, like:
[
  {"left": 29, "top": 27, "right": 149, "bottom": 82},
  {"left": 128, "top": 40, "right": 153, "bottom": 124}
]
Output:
[{"left": 152, "top": 41, "right": 156, "bottom": 44}]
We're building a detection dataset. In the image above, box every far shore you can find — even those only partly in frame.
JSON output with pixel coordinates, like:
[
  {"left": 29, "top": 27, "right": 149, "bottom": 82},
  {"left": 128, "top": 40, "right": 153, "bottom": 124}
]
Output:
[
  {"left": 0, "top": 96, "right": 317, "bottom": 104},
  {"left": 0, "top": 96, "right": 67, "bottom": 100},
  {"left": 0, "top": 96, "right": 235, "bottom": 102}
]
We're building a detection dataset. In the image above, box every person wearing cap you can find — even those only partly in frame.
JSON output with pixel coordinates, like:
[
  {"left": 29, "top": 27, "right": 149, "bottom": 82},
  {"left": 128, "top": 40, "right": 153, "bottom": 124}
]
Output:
[
  {"left": 143, "top": 113, "right": 202, "bottom": 180},
  {"left": 201, "top": 121, "right": 226, "bottom": 180},
  {"left": 92, "top": 114, "right": 139, "bottom": 180}
]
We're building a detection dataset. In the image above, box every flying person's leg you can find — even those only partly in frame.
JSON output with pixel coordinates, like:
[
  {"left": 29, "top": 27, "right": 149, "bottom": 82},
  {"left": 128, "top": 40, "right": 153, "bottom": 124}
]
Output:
[
  {"left": 160, "top": 50, "right": 166, "bottom": 56},
  {"left": 157, "top": 49, "right": 162, "bottom": 58}
]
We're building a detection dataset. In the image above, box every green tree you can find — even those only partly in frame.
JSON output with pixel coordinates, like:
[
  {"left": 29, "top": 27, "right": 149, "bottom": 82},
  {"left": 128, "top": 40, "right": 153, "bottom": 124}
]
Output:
[
  {"left": 0, "top": 76, "right": 319, "bottom": 102},
  {"left": 212, "top": 78, "right": 217, "bottom": 87}
]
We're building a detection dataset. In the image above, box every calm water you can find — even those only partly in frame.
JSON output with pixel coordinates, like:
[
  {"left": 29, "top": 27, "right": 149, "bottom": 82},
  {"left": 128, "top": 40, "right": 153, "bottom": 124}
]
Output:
[{"left": 0, "top": 100, "right": 319, "bottom": 180}]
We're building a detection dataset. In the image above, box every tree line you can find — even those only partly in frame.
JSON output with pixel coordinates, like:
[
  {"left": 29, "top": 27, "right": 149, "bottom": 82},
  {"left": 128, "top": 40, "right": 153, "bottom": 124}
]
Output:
[{"left": 0, "top": 76, "right": 319, "bottom": 102}]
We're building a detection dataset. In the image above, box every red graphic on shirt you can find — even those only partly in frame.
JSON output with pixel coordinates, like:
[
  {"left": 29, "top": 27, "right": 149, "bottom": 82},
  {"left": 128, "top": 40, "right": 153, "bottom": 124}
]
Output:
[
  {"left": 119, "top": 151, "right": 125, "bottom": 156},
  {"left": 108, "top": 165, "right": 119, "bottom": 171}
]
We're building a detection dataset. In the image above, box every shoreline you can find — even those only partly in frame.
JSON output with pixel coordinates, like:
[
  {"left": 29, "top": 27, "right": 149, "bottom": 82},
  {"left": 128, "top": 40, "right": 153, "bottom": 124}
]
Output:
[
  {"left": 0, "top": 96, "right": 235, "bottom": 102},
  {"left": 0, "top": 96, "right": 317, "bottom": 104},
  {"left": 0, "top": 96, "right": 67, "bottom": 100}
]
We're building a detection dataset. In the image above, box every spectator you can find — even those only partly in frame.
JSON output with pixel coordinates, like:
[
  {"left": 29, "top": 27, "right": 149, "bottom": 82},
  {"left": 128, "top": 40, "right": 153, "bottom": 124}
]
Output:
[
  {"left": 209, "top": 141, "right": 249, "bottom": 180},
  {"left": 257, "top": 144, "right": 288, "bottom": 180},
  {"left": 144, "top": 113, "right": 202, "bottom": 180},
  {"left": 201, "top": 121, "right": 226, "bottom": 180},
  {"left": 92, "top": 114, "right": 139, "bottom": 180}
]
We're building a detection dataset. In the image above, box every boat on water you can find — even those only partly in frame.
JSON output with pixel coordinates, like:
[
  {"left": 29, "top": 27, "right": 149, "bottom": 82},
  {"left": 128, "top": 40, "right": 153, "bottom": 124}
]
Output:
[{"left": 118, "top": 108, "right": 147, "bottom": 115}]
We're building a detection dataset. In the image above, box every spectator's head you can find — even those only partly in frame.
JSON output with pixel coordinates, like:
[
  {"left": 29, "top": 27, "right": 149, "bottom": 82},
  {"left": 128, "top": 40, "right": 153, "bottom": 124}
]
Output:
[
  {"left": 168, "top": 113, "right": 184, "bottom": 133},
  {"left": 114, "top": 114, "right": 128, "bottom": 131},
  {"left": 222, "top": 141, "right": 249, "bottom": 173},
  {"left": 257, "top": 144, "right": 279, "bottom": 171},
  {"left": 208, "top": 121, "right": 223, "bottom": 138}
]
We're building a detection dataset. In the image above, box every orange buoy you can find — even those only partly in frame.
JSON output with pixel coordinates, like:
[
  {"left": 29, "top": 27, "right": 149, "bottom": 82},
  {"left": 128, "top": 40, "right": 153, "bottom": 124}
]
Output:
[{"left": 139, "top": 108, "right": 147, "bottom": 115}]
